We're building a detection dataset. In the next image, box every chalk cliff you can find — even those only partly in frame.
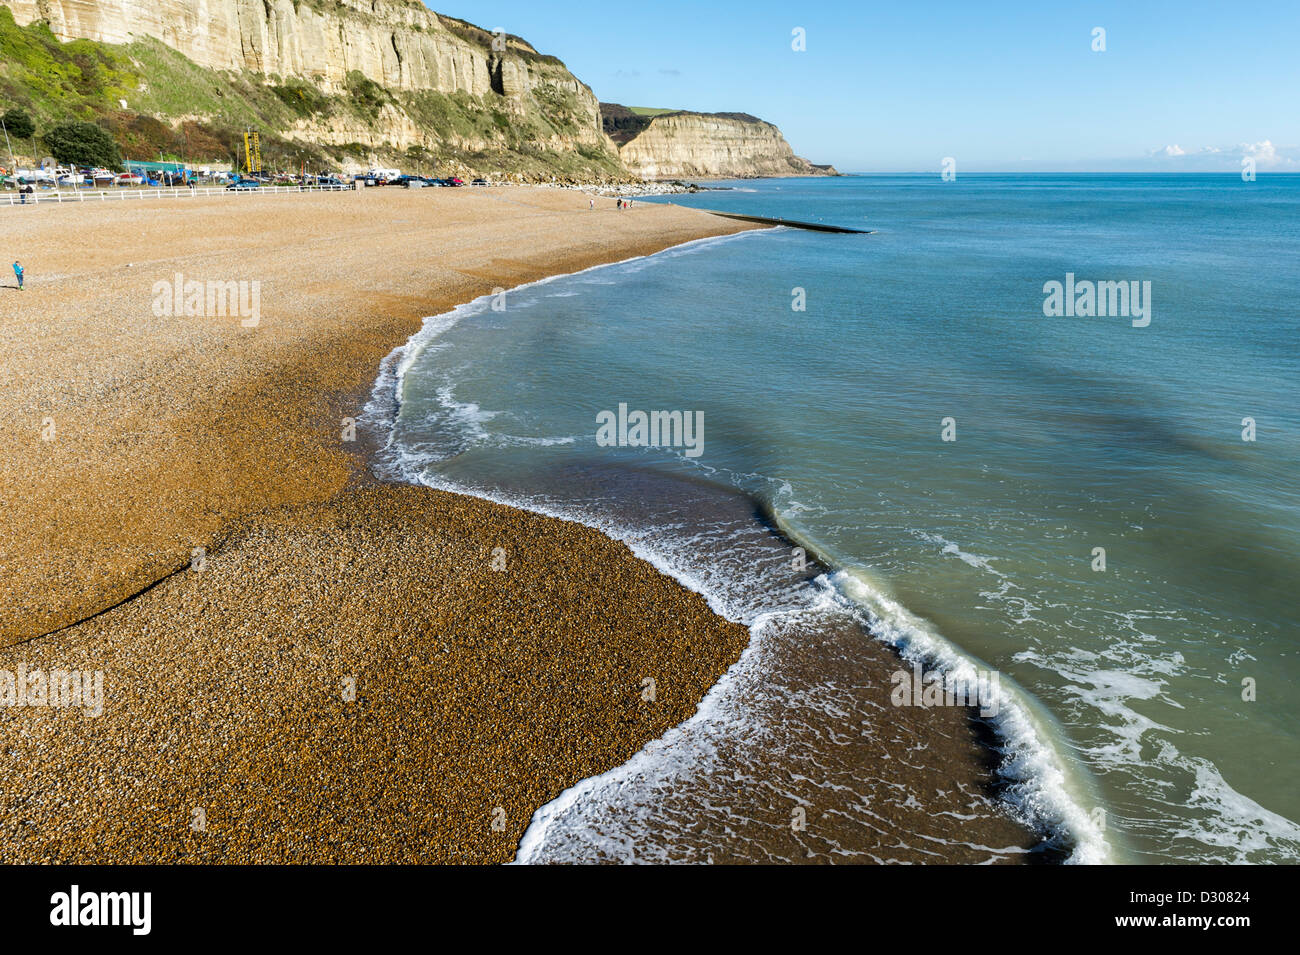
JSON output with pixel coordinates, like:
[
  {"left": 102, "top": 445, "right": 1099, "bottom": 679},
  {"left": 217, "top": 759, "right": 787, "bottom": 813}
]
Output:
[
  {"left": 1, "top": 2, "right": 835, "bottom": 180},
  {"left": 5, "top": 0, "right": 575, "bottom": 100},
  {"left": 1, "top": 0, "right": 615, "bottom": 170},
  {"left": 603, "top": 105, "right": 837, "bottom": 179}
]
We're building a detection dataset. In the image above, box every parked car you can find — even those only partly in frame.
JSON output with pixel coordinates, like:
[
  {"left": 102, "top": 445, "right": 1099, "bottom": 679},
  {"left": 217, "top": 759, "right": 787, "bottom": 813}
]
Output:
[
  {"left": 447, "top": 177, "right": 465, "bottom": 187},
  {"left": 226, "top": 178, "right": 260, "bottom": 191},
  {"left": 471, "top": 178, "right": 489, "bottom": 187}
]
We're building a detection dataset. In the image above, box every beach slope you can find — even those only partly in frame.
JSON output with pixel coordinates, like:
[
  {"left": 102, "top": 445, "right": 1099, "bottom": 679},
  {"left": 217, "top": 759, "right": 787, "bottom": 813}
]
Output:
[{"left": 0, "top": 187, "right": 1040, "bottom": 862}]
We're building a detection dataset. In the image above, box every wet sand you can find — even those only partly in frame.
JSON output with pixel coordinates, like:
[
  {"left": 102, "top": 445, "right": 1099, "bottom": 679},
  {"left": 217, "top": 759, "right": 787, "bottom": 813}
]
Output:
[{"left": 0, "top": 187, "right": 1041, "bottom": 862}]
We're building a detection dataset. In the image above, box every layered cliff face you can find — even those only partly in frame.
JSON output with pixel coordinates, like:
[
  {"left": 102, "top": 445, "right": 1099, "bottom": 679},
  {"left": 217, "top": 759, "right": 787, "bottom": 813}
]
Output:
[
  {"left": 605, "top": 107, "right": 837, "bottom": 179},
  {"left": 1, "top": 0, "right": 620, "bottom": 174},
  {"left": 1, "top": 2, "right": 835, "bottom": 181},
  {"left": 5, "top": 0, "right": 576, "bottom": 101}
]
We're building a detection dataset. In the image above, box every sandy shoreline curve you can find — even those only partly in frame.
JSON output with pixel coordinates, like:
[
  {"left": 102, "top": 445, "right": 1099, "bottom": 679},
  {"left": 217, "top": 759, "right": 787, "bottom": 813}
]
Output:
[
  {"left": 0, "top": 187, "right": 753, "bottom": 641},
  {"left": 0, "top": 187, "right": 1039, "bottom": 862}
]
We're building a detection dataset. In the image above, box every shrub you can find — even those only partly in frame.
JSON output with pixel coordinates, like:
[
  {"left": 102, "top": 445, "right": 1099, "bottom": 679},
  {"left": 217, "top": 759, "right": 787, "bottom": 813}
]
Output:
[
  {"left": 1, "top": 108, "right": 35, "bottom": 140},
  {"left": 270, "top": 81, "right": 331, "bottom": 119},
  {"left": 345, "top": 71, "right": 389, "bottom": 118},
  {"left": 42, "top": 120, "right": 122, "bottom": 168}
]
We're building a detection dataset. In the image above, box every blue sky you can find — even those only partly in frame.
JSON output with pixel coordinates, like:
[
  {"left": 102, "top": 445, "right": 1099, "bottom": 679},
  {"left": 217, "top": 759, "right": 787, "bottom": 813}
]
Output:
[{"left": 431, "top": 0, "right": 1299, "bottom": 172}]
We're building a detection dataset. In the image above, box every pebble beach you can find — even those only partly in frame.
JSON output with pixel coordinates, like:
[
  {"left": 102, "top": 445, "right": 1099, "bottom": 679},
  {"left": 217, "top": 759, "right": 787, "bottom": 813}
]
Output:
[{"left": 0, "top": 186, "right": 1037, "bottom": 862}]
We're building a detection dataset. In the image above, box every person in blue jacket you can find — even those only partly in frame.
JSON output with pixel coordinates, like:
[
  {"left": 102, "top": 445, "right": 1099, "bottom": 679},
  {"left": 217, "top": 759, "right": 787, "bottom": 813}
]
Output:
[{"left": 12, "top": 260, "right": 23, "bottom": 291}]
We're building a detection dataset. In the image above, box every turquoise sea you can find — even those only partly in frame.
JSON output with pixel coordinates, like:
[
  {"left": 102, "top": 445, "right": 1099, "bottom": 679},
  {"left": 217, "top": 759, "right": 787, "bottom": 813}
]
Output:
[{"left": 369, "top": 174, "right": 1300, "bottom": 863}]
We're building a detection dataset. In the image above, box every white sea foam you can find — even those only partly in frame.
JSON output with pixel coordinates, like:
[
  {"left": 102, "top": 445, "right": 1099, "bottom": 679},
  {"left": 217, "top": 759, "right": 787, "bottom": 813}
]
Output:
[
  {"left": 1177, "top": 759, "right": 1300, "bottom": 861},
  {"left": 913, "top": 530, "right": 1007, "bottom": 577},
  {"left": 1013, "top": 636, "right": 1300, "bottom": 862},
  {"left": 361, "top": 229, "right": 775, "bottom": 446},
  {"left": 826, "top": 565, "right": 1111, "bottom": 864},
  {"left": 365, "top": 234, "right": 1104, "bottom": 865}
]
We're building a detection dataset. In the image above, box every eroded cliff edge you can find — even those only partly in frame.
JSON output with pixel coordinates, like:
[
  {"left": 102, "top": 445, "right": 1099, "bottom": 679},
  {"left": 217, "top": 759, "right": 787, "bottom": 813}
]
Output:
[{"left": 602, "top": 103, "right": 837, "bottom": 179}]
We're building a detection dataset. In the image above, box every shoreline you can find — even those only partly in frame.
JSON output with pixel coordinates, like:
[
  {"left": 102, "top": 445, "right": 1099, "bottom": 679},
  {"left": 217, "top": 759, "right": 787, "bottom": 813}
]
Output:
[
  {"left": 364, "top": 241, "right": 1064, "bottom": 863},
  {"left": 0, "top": 187, "right": 758, "bottom": 862},
  {"left": 0, "top": 187, "right": 1046, "bottom": 863},
  {"left": 0, "top": 186, "right": 757, "bottom": 645}
]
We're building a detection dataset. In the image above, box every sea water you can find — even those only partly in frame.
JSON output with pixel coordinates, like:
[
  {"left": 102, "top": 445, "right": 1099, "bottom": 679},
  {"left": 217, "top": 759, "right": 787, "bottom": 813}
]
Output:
[{"left": 370, "top": 174, "right": 1300, "bottom": 864}]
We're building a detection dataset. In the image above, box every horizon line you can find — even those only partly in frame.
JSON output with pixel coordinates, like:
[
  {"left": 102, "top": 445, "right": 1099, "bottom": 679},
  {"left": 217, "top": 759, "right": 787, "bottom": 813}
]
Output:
[{"left": 828, "top": 170, "right": 1300, "bottom": 176}]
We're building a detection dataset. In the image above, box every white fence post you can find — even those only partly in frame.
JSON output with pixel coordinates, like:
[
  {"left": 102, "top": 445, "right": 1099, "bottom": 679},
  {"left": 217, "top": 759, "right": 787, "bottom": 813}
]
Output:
[{"left": 3, "top": 181, "right": 353, "bottom": 209}]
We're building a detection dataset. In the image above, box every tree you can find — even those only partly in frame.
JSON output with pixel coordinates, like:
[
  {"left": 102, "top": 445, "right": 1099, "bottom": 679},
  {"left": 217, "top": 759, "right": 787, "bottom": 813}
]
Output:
[
  {"left": 1, "top": 109, "right": 35, "bottom": 141},
  {"left": 42, "top": 121, "right": 122, "bottom": 168},
  {"left": 1, "top": 109, "right": 35, "bottom": 167}
]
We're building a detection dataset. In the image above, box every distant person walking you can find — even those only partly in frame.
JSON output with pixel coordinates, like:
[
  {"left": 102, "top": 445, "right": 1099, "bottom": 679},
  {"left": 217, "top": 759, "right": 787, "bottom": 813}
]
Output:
[
  {"left": 13, "top": 261, "right": 24, "bottom": 291},
  {"left": 589, "top": 198, "right": 594, "bottom": 210}
]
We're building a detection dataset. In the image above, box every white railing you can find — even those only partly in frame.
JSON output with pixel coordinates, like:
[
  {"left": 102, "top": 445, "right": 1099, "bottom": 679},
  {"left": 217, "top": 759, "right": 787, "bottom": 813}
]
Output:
[{"left": 0, "top": 183, "right": 352, "bottom": 206}]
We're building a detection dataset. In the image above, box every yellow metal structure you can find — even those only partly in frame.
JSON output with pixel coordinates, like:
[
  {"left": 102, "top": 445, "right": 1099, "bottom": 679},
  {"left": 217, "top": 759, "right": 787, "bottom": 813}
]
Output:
[{"left": 242, "top": 131, "right": 263, "bottom": 175}]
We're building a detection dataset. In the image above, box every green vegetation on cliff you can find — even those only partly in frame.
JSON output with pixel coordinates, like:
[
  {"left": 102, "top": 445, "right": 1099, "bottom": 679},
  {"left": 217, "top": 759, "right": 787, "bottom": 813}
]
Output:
[{"left": 0, "top": 6, "right": 625, "bottom": 178}]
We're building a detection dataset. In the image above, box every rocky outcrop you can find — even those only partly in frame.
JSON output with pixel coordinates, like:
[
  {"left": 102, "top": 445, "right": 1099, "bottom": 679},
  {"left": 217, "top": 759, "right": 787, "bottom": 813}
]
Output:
[
  {"left": 1, "top": 0, "right": 608, "bottom": 148},
  {"left": 605, "top": 106, "right": 837, "bottom": 179}
]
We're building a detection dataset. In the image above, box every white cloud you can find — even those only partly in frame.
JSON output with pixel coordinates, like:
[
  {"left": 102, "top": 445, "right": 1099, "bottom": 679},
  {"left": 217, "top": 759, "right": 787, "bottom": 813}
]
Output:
[
  {"left": 1146, "top": 139, "right": 1297, "bottom": 170},
  {"left": 1238, "top": 140, "right": 1288, "bottom": 168}
]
